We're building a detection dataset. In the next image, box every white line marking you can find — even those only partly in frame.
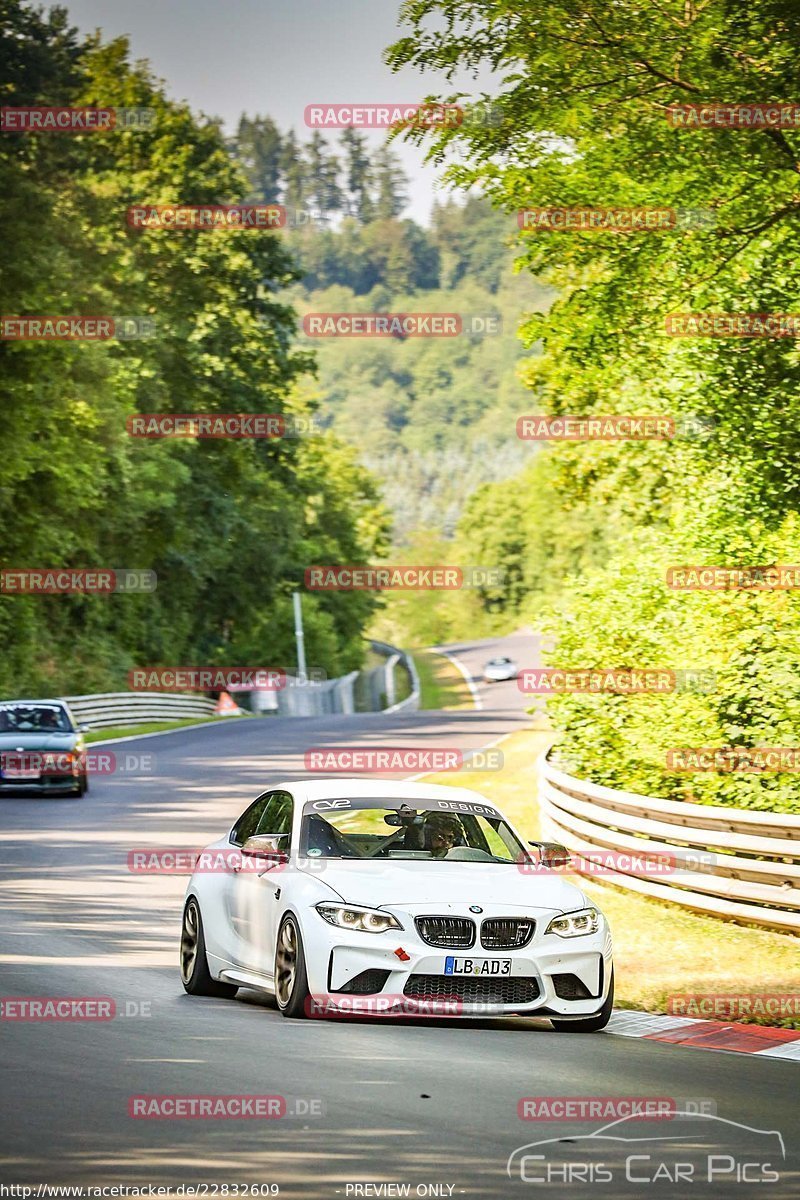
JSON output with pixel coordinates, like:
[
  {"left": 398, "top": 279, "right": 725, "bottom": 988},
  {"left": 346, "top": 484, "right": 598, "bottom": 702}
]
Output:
[
  {"left": 605, "top": 1011, "right": 700, "bottom": 1037},
  {"left": 432, "top": 647, "right": 483, "bottom": 711},
  {"left": 754, "top": 1041, "right": 800, "bottom": 1061}
]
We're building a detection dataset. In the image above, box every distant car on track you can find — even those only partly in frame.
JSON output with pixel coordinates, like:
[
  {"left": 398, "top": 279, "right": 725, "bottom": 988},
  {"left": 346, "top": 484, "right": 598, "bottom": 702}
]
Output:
[
  {"left": 180, "top": 779, "right": 614, "bottom": 1029},
  {"left": 483, "top": 656, "right": 519, "bottom": 682},
  {"left": 0, "top": 699, "right": 88, "bottom": 796}
]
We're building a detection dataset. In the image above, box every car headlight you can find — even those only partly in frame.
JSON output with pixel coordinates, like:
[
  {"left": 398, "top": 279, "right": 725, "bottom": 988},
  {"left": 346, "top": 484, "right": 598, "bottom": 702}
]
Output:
[
  {"left": 315, "top": 903, "right": 403, "bottom": 934},
  {"left": 545, "top": 907, "right": 600, "bottom": 938}
]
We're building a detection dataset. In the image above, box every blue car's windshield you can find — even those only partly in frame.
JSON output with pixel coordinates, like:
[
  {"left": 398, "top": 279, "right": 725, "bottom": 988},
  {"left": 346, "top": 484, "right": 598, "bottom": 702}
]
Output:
[{"left": 0, "top": 704, "right": 73, "bottom": 733}]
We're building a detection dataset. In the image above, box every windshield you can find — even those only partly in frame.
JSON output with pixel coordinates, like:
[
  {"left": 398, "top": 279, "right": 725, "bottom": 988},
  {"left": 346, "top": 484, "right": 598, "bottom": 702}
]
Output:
[
  {"left": 301, "top": 798, "right": 527, "bottom": 864},
  {"left": 0, "top": 704, "right": 73, "bottom": 733}
]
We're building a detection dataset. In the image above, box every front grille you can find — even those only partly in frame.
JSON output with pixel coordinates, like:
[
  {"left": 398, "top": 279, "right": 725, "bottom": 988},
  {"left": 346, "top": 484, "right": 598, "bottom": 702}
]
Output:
[
  {"left": 334, "top": 969, "right": 391, "bottom": 995},
  {"left": 480, "top": 917, "right": 535, "bottom": 949},
  {"left": 415, "top": 915, "right": 475, "bottom": 949},
  {"left": 404, "top": 974, "right": 540, "bottom": 1006},
  {"left": 552, "top": 973, "right": 593, "bottom": 1000}
]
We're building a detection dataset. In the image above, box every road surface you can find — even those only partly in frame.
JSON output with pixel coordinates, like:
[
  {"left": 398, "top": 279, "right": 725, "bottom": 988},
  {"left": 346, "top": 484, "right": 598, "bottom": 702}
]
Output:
[{"left": 1, "top": 633, "right": 797, "bottom": 1197}]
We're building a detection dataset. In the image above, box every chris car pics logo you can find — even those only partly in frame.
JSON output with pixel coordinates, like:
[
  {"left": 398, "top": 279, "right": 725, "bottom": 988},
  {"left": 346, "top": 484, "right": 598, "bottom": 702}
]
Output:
[{"left": 507, "top": 1112, "right": 785, "bottom": 1187}]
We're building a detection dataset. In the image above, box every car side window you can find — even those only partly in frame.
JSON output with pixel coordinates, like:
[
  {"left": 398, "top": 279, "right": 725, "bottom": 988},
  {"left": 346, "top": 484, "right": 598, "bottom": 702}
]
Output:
[
  {"left": 230, "top": 792, "right": 273, "bottom": 846},
  {"left": 255, "top": 791, "right": 294, "bottom": 848}
]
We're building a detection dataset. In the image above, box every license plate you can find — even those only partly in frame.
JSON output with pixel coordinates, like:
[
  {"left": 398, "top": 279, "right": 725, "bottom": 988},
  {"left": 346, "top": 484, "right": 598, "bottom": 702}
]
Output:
[
  {"left": 2, "top": 765, "right": 40, "bottom": 779},
  {"left": 444, "top": 956, "right": 512, "bottom": 976}
]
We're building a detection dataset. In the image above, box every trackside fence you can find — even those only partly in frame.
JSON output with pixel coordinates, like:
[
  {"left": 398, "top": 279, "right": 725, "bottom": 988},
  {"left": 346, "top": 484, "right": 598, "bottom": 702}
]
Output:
[
  {"left": 60, "top": 692, "right": 218, "bottom": 729},
  {"left": 51, "top": 641, "right": 420, "bottom": 728},
  {"left": 539, "top": 753, "right": 800, "bottom": 933}
]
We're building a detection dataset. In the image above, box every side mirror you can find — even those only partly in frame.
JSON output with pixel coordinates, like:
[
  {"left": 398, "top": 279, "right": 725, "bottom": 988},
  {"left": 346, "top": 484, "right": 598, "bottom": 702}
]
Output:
[
  {"left": 78, "top": 725, "right": 90, "bottom": 734},
  {"left": 528, "top": 840, "right": 571, "bottom": 869},
  {"left": 242, "top": 834, "right": 289, "bottom": 866}
]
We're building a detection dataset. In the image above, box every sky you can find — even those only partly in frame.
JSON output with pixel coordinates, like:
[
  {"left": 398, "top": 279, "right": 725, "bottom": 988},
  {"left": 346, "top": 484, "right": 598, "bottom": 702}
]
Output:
[{"left": 57, "top": 0, "right": 488, "bottom": 223}]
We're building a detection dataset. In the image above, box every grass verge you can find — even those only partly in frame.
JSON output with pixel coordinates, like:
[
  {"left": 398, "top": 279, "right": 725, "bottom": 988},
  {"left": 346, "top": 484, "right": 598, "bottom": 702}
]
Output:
[
  {"left": 84, "top": 715, "right": 249, "bottom": 743},
  {"left": 422, "top": 727, "right": 800, "bottom": 1028},
  {"left": 413, "top": 647, "right": 474, "bottom": 711}
]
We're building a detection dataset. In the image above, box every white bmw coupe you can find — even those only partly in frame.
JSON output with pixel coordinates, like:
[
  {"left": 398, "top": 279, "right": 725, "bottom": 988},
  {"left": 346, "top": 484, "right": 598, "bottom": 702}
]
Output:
[{"left": 180, "top": 779, "right": 614, "bottom": 1030}]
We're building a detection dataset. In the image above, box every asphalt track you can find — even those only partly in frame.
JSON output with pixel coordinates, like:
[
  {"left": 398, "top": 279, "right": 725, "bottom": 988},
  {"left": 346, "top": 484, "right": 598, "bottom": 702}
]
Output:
[{"left": 0, "top": 633, "right": 797, "bottom": 1198}]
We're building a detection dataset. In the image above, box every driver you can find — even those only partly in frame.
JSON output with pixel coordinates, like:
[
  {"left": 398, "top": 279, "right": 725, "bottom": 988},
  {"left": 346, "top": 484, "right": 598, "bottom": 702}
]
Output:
[{"left": 423, "top": 812, "right": 464, "bottom": 858}]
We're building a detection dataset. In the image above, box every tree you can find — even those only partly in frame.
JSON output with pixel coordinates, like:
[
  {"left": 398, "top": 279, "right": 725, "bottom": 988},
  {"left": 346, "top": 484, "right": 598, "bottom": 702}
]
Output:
[
  {"left": 340, "top": 128, "right": 374, "bottom": 222},
  {"left": 372, "top": 144, "right": 408, "bottom": 219},
  {"left": 279, "top": 129, "right": 307, "bottom": 212},
  {"left": 305, "top": 131, "right": 343, "bottom": 215},
  {"left": 387, "top": 0, "right": 800, "bottom": 810},
  {"left": 0, "top": 8, "right": 388, "bottom": 695},
  {"left": 234, "top": 114, "right": 282, "bottom": 200}
]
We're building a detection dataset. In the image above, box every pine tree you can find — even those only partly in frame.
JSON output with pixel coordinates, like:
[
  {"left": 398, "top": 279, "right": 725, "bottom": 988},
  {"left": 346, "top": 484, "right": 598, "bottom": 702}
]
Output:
[
  {"left": 306, "top": 132, "right": 343, "bottom": 216},
  {"left": 340, "top": 128, "right": 374, "bottom": 223},
  {"left": 373, "top": 145, "right": 408, "bottom": 220},
  {"left": 280, "top": 129, "right": 307, "bottom": 213},
  {"left": 234, "top": 114, "right": 282, "bottom": 201}
]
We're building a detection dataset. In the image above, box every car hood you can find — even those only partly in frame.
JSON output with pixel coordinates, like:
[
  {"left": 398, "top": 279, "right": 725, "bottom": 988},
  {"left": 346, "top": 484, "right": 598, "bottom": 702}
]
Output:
[
  {"left": 301, "top": 858, "right": 585, "bottom": 914},
  {"left": 0, "top": 732, "right": 77, "bottom": 751}
]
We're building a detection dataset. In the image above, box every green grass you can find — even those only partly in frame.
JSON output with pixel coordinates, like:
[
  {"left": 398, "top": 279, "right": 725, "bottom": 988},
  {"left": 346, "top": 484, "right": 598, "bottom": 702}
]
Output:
[
  {"left": 413, "top": 647, "right": 474, "bottom": 710},
  {"left": 84, "top": 714, "right": 249, "bottom": 743},
  {"left": 422, "top": 728, "right": 800, "bottom": 1028}
]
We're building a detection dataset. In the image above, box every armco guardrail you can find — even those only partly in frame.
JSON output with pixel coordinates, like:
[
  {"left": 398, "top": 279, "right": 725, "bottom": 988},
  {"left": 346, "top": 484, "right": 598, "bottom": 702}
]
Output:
[
  {"left": 539, "top": 753, "right": 800, "bottom": 933},
  {"left": 370, "top": 640, "right": 420, "bottom": 713},
  {"left": 62, "top": 692, "right": 218, "bottom": 729},
  {"left": 59, "top": 642, "right": 420, "bottom": 728}
]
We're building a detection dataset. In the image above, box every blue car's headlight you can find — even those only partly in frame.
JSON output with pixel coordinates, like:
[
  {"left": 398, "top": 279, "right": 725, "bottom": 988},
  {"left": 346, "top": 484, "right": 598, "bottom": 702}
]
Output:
[{"left": 315, "top": 903, "right": 403, "bottom": 934}]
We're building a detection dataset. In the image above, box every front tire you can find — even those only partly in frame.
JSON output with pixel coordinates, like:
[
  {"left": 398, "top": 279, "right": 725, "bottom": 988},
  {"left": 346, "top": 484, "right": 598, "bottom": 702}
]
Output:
[
  {"left": 551, "top": 968, "right": 614, "bottom": 1033},
  {"left": 275, "top": 915, "right": 310, "bottom": 1019},
  {"left": 180, "top": 897, "right": 238, "bottom": 998}
]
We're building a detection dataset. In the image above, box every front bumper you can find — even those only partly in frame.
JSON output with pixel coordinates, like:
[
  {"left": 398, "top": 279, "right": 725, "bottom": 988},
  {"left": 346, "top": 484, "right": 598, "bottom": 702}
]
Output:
[
  {"left": 0, "top": 775, "right": 80, "bottom": 794},
  {"left": 302, "top": 909, "right": 613, "bottom": 1018}
]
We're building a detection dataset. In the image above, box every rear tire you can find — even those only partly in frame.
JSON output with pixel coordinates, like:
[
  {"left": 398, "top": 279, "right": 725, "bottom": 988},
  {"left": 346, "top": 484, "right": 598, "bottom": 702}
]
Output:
[
  {"left": 275, "top": 915, "right": 310, "bottom": 1019},
  {"left": 180, "top": 897, "right": 238, "bottom": 998},
  {"left": 551, "top": 968, "right": 614, "bottom": 1033}
]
